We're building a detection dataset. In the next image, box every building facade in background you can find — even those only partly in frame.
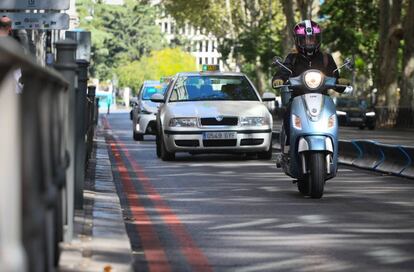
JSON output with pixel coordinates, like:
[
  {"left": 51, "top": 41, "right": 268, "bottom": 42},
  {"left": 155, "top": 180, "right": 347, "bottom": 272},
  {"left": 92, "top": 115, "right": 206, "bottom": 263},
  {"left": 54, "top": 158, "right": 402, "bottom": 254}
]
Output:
[
  {"left": 156, "top": 13, "right": 224, "bottom": 71},
  {"left": 151, "top": 0, "right": 236, "bottom": 71}
]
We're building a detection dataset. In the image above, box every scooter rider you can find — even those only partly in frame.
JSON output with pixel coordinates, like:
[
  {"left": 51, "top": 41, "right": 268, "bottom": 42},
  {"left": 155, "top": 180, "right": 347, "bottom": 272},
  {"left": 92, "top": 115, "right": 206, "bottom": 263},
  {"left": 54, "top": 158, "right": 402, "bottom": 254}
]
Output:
[{"left": 272, "top": 19, "right": 348, "bottom": 151}]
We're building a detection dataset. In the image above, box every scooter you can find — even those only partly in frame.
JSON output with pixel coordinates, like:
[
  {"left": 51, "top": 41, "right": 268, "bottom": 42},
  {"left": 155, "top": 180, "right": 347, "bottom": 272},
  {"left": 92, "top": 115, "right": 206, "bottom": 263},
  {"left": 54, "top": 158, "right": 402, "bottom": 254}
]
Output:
[{"left": 273, "top": 57, "right": 353, "bottom": 198}]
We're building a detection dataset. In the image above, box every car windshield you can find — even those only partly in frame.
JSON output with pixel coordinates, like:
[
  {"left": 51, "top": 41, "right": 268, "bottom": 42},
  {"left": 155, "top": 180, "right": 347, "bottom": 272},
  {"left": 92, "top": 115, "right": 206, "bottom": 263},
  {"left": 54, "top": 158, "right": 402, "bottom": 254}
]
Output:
[
  {"left": 142, "top": 85, "right": 166, "bottom": 100},
  {"left": 169, "top": 75, "right": 259, "bottom": 102}
]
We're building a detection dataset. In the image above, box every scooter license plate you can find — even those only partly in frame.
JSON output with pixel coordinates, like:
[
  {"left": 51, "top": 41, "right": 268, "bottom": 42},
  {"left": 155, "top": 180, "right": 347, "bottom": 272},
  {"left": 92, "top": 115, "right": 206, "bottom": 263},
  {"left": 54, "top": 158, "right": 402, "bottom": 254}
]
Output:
[{"left": 203, "top": 132, "right": 237, "bottom": 140}]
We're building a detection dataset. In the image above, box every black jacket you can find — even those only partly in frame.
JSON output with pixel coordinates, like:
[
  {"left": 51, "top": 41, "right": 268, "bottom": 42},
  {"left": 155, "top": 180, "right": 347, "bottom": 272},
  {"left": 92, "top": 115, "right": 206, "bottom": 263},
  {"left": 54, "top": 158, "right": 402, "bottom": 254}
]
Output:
[{"left": 272, "top": 51, "right": 344, "bottom": 96}]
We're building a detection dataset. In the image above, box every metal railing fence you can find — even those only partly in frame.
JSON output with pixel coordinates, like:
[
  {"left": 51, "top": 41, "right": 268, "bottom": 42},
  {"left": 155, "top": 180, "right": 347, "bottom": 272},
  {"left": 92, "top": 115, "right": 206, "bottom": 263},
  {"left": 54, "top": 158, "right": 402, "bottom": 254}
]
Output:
[{"left": 0, "top": 36, "right": 97, "bottom": 272}]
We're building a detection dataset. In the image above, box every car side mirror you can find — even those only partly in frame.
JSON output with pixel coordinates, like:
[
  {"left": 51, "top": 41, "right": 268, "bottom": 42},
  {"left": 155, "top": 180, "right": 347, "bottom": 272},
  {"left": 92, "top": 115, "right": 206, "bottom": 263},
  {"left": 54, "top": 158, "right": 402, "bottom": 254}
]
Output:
[
  {"left": 262, "top": 92, "right": 276, "bottom": 102},
  {"left": 150, "top": 93, "right": 165, "bottom": 103}
]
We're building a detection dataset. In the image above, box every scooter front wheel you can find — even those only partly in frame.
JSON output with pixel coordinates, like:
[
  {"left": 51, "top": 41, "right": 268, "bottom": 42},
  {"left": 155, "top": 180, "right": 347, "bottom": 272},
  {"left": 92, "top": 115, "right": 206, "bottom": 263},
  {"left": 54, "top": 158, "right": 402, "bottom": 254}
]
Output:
[
  {"left": 297, "top": 178, "right": 310, "bottom": 196},
  {"left": 308, "top": 152, "right": 326, "bottom": 198}
]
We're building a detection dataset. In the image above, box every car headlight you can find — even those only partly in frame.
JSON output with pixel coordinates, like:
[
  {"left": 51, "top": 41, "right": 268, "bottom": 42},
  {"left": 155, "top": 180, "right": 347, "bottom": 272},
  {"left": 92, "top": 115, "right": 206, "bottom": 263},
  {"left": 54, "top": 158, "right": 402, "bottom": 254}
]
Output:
[
  {"left": 240, "top": 117, "right": 266, "bottom": 126},
  {"left": 328, "top": 114, "right": 336, "bottom": 129},
  {"left": 304, "top": 71, "right": 323, "bottom": 89},
  {"left": 292, "top": 114, "right": 302, "bottom": 130},
  {"left": 366, "top": 111, "right": 375, "bottom": 117},
  {"left": 141, "top": 104, "right": 156, "bottom": 114},
  {"left": 336, "top": 110, "right": 347, "bottom": 116},
  {"left": 169, "top": 117, "right": 198, "bottom": 127}
]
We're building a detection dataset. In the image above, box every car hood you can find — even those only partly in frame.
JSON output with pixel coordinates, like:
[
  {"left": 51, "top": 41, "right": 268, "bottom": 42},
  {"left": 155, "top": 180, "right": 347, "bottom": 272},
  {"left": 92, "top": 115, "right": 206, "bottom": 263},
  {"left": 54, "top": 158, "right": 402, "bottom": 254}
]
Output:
[
  {"left": 166, "top": 100, "right": 269, "bottom": 118},
  {"left": 337, "top": 107, "right": 365, "bottom": 112}
]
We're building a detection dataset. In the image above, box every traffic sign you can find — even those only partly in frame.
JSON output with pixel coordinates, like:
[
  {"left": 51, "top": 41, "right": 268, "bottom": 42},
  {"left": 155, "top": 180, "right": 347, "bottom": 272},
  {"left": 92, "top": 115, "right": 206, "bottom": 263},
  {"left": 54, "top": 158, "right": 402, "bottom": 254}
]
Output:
[
  {"left": 1, "top": 12, "right": 70, "bottom": 30},
  {"left": 0, "top": 0, "right": 69, "bottom": 10}
]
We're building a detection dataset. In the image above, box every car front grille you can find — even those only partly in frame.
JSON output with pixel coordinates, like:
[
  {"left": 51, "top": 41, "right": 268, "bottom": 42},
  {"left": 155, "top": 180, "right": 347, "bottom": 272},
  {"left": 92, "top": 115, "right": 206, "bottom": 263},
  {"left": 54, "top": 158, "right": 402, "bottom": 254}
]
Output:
[
  {"left": 203, "top": 139, "right": 237, "bottom": 147},
  {"left": 240, "top": 139, "right": 264, "bottom": 146},
  {"left": 348, "top": 111, "right": 362, "bottom": 117},
  {"left": 200, "top": 117, "right": 238, "bottom": 126},
  {"left": 175, "top": 140, "right": 200, "bottom": 147}
]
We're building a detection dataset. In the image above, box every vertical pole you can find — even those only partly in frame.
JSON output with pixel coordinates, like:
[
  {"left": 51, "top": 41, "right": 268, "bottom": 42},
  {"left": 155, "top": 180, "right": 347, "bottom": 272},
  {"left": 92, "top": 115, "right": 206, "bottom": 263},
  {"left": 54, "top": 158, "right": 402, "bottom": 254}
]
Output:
[
  {"left": 0, "top": 70, "right": 27, "bottom": 272},
  {"left": 74, "top": 60, "right": 89, "bottom": 209},
  {"left": 86, "top": 85, "right": 97, "bottom": 161},
  {"left": 54, "top": 39, "right": 77, "bottom": 242}
]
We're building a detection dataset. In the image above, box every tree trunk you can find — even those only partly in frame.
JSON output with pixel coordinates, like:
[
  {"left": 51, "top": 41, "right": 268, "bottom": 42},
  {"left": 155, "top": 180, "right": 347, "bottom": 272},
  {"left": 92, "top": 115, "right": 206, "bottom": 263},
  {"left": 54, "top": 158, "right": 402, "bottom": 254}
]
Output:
[
  {"left": 255, "top": 55, "right": 267, "bottom": 94},
  {"left": 397, "top": 0, "right": 414, "bottom": 127},
  {"left": 377, "top": 0, "right": 402, "bottom": 110},
  {"left": 281, "top": 0, "right": 295, "bottom": 56},
  {"left": 296, "top": 0, "right": 312, "bottom": 20}
]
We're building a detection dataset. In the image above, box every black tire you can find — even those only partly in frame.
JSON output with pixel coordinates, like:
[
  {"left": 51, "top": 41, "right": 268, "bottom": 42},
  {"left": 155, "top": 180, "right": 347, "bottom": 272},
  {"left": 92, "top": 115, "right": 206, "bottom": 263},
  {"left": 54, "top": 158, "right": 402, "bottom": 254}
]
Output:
[
  {"left": 297, "top": 178, "right": 310, "bottom": 196},
  {"left": 308, "top": 152, "right": 326, "bottom": 199},
  {"left": 257, "top": 143, "right": 273, "bottom": 160},
  {"left": 368, "top": 125, "right": 375, "bottom": 130},
  {"left": 155, "top": 133, "right": 161, "bottom": 158},
  {"left": 160, "top": 133, "right": 175, "bottom": 161},
  {"left": 133, "top": 131, "right": 144, "bottom": 141},
  {"left": 359, "top": 125, "right": 365, "bottom": 130}
]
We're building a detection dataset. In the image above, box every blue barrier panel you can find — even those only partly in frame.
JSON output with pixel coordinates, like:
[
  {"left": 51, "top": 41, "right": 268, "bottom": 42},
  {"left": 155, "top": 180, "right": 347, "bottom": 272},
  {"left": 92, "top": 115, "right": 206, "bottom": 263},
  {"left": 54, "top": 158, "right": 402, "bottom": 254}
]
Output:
[
  {"left": 375, "top": 144, "right": 411, "bottom": 175},
  {"left": 401, "top": 146, "right": 414, "bottom": 178},
  {"left": 352, "top": 140, "right": 384, "bottom": 170},
  {"left": 338, "top": 140, "right": 362, "bottom": 165}
]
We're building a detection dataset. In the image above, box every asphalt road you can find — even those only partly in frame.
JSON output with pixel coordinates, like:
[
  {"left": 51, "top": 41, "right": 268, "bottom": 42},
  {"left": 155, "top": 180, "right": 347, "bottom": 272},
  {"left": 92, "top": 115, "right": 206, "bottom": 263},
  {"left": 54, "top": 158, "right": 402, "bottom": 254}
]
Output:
[
  {"left": 105, "top": 111, "right": 414, "bottom": 272},
  {"left": 272, "top": 120, "right": 413, "bottom": 146}
]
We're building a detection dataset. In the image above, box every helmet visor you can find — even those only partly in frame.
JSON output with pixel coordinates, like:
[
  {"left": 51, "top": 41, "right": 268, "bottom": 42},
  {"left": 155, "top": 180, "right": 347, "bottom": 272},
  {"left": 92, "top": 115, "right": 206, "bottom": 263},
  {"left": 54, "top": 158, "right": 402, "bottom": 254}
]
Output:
[{"left": 296, "top": 34, "right": 321, "bottom": 49}]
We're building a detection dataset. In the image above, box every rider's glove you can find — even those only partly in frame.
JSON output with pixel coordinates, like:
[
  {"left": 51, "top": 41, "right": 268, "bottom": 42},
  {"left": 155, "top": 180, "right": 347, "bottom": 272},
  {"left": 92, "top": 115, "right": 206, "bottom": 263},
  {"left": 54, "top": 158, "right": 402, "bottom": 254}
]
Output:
[
  {"left": 337, "top": 78, "right": 351, "bottom": 85},
  {"left": 337, "top": 78, "right": 353, "bottom": 94},
  {"left": 272, "top": 79, "right": 284, "bottom": 89},
  {"left": 343, "top": 86, "right": 353, "bottom": 94}
]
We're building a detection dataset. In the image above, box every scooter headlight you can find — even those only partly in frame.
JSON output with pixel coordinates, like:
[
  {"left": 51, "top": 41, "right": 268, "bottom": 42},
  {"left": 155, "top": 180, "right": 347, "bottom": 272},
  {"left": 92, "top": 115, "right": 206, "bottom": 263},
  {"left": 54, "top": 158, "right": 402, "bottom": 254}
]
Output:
[
  {"left": 292, "top": 114, "right": 302, "bottom": 130},
  {"left": 304, "top": 71, "right": 323, "bottom": 90}
]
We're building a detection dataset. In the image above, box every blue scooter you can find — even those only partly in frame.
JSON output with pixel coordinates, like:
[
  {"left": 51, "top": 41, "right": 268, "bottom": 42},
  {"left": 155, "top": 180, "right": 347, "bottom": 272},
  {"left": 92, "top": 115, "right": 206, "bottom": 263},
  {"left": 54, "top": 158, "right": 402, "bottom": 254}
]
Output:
[{"left": 273, "top": 57, "right": 353, "bottom": 198}]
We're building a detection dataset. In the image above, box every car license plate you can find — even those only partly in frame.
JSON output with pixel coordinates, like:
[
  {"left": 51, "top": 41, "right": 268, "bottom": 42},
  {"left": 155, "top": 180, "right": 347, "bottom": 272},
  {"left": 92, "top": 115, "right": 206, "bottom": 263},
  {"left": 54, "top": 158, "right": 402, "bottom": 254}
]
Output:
[
  {"left": 350, "top": 117, "right": 363, "bottom": 122},
  {"left": 203, "top": 131, "right": 237, "bottom": 140}
]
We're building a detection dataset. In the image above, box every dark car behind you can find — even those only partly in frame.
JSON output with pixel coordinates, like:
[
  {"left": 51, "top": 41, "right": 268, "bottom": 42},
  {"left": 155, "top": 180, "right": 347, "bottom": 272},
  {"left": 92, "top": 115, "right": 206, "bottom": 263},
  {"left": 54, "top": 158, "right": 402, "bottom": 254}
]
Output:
[{"left": 335, "top": 97, "right": 376, "bottom": 130}]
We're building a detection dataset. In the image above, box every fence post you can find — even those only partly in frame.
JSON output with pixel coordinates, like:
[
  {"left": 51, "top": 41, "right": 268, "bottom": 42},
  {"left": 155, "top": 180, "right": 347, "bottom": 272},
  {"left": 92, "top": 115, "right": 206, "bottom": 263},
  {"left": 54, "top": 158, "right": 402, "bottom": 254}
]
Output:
[
  {"left": 74, "top": 60, "right": 89, "bottom": 209},
  {"left": 54, "top": 39, "right": 77, "bottom": 242},
  {"left": 86, "top": 85, "right": 96, "bottom": 162}
]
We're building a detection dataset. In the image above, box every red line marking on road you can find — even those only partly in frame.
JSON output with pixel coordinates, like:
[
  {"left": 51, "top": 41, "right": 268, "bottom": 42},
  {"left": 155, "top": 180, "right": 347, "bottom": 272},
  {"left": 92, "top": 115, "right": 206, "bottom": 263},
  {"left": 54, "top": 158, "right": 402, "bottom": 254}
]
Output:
[
  {"left": 117, "top": 141, "right": 213, "bottom": 272},
  {"left": 104, "top": 115, "right": 212, "bottom": 271},
  {"left": 108, "top": 138, "right": 172, "bottom": 272}
]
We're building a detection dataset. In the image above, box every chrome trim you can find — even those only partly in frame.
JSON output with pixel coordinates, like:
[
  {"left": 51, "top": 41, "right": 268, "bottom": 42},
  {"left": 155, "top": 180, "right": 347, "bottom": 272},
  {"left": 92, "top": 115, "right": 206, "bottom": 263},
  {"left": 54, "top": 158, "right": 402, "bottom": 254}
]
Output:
[{"left": 298, "top": 137, "right": 309, "bottom": 153}]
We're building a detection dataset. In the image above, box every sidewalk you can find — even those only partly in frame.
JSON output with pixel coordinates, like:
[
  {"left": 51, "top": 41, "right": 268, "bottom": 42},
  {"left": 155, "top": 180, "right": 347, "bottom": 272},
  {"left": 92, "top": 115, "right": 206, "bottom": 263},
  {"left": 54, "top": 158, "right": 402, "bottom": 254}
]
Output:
[{"left": 59, "top": 123, "right": 133, "bottom": 272}]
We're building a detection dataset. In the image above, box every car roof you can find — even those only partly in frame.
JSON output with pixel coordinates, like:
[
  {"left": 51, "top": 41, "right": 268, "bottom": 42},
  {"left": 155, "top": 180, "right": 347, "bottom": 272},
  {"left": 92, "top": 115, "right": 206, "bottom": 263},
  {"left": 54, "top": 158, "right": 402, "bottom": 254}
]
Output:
[
  {"left": 176, "top": 71, "right": 246, "bottom": 77},
  {"left": 143, "top": 80, "right": 162, "bottom": 87}
]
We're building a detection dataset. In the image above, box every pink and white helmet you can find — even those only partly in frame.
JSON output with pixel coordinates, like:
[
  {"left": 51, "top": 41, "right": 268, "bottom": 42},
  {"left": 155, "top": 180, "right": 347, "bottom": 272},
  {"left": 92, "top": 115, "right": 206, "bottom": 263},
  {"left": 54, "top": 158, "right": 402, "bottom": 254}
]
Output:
[{"left": 293, "top": 19, "right": 321, "bottom": 56}]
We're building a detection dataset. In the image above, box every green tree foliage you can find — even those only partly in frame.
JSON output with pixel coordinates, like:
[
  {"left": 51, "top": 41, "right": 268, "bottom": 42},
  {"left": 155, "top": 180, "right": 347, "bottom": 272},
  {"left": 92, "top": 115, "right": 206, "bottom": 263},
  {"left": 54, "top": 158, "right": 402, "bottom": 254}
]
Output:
[
  {"left": 320, "top": 0, "right": 379, "bottom": 93},
  {"left": 162, "top": 0, "right": 287, "bottom": 92},
  {"left": 76, "top": 0, "right": 165, "bottom": 80},
  {"left": 116, "top": 48, "right": 197, "bottom": 94}
]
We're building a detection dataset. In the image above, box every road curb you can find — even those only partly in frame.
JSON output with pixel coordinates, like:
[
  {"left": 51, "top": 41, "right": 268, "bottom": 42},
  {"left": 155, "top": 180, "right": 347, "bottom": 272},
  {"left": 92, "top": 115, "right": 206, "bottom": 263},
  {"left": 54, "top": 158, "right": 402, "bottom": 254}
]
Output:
[
  {"left": 272, "top": 131, "right": 414, "bottom": 179},
  {"left": 59, "top": 125, "right": 133, "bottom": 272}
]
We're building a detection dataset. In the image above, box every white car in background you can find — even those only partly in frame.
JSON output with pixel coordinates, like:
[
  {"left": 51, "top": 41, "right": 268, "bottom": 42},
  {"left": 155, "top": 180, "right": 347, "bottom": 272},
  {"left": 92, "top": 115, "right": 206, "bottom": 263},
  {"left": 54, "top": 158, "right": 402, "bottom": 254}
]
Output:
[
  {"left": 131, "top": 80, "right": 167, "bottom": 141},
  {"left": 151, "top": 66, "right": 275, "bottom": 161}
]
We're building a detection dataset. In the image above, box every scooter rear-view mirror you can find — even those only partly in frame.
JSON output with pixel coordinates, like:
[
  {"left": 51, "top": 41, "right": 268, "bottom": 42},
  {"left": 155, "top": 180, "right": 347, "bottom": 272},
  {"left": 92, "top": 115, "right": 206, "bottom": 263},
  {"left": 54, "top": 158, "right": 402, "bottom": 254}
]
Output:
[{"left": 272, "top": 56, "right": 293, "bottom": 75}]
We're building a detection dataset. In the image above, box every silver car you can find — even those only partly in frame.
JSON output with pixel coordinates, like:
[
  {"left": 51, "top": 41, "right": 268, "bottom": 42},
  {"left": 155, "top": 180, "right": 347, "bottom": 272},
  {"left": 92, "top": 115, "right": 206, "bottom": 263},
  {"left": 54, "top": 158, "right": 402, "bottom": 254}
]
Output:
[
  {"left": 131, "top": 80, "right": 167, "bottom": 141},
  {"left": 151, "top": 71, "right": 275, "bottom": 161}
]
